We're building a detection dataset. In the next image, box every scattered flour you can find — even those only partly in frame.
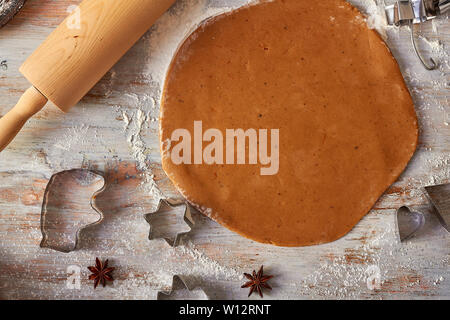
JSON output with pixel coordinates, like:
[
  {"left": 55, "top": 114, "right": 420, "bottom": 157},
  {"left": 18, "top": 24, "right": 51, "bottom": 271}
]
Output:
[
  {"left": 93, "top": 0, "right": 450, "bottom": 298},
  {"left": 1, "top": 0, "right": 448, "bottom": 300}
]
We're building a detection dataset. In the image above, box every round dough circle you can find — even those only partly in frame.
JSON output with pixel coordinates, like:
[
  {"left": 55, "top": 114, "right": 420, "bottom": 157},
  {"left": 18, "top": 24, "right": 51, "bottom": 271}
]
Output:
[{"left": 160, "top": 0, "right": 418, "bottom": 246}]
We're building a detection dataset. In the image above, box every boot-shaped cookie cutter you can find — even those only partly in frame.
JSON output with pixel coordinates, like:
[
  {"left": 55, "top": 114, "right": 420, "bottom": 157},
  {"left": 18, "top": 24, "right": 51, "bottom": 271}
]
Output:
[
  {"left": 40, "top": 169, "right": 106, "bottom": 253},
  {"left": 396, "top": 183, "right": 450, "bottom": 241},
  {"left": 385, "top": 0, "right": 450, "bottom": 70}
]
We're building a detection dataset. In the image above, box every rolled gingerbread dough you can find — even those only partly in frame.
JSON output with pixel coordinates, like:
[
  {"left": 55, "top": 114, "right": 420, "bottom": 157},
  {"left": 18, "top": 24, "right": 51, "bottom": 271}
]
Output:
[{"left": 160, "top": 0, "right": 418, "bottom": 246}]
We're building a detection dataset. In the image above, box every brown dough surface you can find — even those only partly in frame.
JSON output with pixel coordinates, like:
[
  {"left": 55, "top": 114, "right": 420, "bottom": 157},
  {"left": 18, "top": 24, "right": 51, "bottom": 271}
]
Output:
[{"left": 160, "top": 0, "right": 418, "bottom": 246}]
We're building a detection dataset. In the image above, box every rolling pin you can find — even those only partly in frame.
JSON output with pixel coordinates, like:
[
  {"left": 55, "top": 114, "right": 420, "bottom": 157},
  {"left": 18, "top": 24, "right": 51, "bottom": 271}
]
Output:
[{"left": 0, "top": 0, "right": 176, "bottom": 152}]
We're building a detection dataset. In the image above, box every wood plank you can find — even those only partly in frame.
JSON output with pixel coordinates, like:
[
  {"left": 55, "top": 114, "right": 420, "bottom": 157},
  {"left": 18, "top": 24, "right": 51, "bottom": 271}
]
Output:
[{"left": 0, "top": 0, "right": 448, "bottom": 299}]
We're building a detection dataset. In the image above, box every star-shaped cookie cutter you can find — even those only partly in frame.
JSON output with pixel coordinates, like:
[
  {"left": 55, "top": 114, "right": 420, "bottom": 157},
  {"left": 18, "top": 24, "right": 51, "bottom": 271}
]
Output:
[
  {"left": 144, "top": 198, "right": 195, "bottom": 247},
  {"left": 157, "top": 275, "right": 209, "bottom": 300},
  {"left": 40, "top": 169, "right": 106, "bottom": 253}
]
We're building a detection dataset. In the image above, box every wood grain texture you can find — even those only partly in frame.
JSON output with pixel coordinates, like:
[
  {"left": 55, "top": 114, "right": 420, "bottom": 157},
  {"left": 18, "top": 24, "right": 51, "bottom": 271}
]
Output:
[
  {"left": 20, "top": 0, "right": 176, "bottom": 111},
  {"left": 0, "top": 85, "right": 47, "bottom": 151},
  {"left": 0, "top": 0, "right": 449, "bottom": 300}
]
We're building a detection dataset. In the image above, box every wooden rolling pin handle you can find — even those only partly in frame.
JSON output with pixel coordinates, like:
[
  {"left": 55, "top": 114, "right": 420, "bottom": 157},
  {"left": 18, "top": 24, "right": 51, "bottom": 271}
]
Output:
[{"left": 0, "top": 86, "right": 48, "bottom": 152}]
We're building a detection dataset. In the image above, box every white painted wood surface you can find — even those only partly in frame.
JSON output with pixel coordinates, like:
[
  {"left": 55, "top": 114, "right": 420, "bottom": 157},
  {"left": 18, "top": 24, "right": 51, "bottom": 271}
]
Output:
[{"left": 0, "top": 0, "right": 448, "bottom": 300}]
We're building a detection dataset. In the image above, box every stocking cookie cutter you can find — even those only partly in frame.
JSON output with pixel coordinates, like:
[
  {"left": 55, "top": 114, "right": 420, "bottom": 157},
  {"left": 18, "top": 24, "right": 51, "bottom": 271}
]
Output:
[
  {"left": 384, "top": 0, "right": 450, "bottom": 70},
  {"left": 40, "top": 169, "right": 107, "bottom": 253}
]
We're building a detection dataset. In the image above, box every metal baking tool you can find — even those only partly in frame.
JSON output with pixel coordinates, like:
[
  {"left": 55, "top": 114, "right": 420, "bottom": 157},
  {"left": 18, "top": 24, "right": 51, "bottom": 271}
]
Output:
[
  {"left": 425, "top": 183, "right": 450, "bottom": 232},
  {"left": 396, "top": 206, "right": 426, "bottom": 241},
  {"left": 144, "top": 199, "right": 195, "bottom": 247},
  {"left": 385, "top": 0, "right": 450, "bottom": 70},
  {"left": 0, "top": 0, "right": 25, "bottom": 28},
  {"left": 157, "top": 275, "right": 209, "bottom": 300},
  {"left": 40, "top": 169, "right": 106, "bottom": 253},
  {"left": 396, "top": 183, "right": 450, "bottom": 241}
]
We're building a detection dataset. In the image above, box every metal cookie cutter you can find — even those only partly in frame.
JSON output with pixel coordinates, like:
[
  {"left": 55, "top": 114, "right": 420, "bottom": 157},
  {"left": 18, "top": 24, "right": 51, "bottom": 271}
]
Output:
[
  {"left": 157, "top": 275, "right": 209, "bottom": 300},
  {"left": 0, "top": 0, "right": 26, "bottom": 28},
  {"left": 144, "top": 199, "right": 195, "bottom": 247},
  {"left": 396, "top": 183, "right": 450, "bottom": 241},
  {"left": 385, "top": 0, "right": 450, "bottom": 70},
  {"left": 425, "top": 183, "right": 450, "bottom": 232},
  {"left": 40, "top": 169, "right": 106, "bottom": 253},
  {"left": 396, "top": 206, "right": 426, "bottom": 241}
]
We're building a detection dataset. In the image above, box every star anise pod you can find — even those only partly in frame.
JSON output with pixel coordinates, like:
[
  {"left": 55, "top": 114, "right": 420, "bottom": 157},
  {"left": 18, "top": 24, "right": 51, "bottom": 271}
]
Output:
[
  {"left": 241, "top": 265, "right": 273, "bottom": 298},
  {"left": 88, "top": 257, "right": 115, "bottom": 289}
]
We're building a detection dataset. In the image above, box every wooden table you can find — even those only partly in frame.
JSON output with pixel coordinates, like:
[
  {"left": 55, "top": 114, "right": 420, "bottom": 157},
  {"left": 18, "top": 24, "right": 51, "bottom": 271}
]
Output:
[{"left": 0, "top": 0, "right": 448, "bottom": 300}]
